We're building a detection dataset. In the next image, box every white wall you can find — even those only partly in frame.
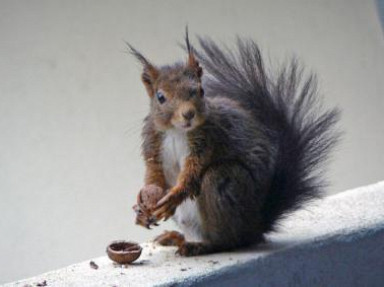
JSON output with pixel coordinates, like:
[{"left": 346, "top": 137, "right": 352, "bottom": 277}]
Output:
[{"left": 0, "top": 0, "right": 383, "bottom": 284}]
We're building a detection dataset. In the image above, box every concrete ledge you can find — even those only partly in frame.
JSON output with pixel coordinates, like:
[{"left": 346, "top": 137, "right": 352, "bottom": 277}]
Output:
[{"left": 5, "top": 181, "right": 384, "bottom": 286}]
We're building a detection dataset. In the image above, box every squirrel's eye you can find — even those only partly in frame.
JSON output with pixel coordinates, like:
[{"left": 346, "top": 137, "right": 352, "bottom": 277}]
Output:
[
  {"left": 156, "top": 91, "right": 166, "bottom": 104},
  {"left": 200, "top": 88, "right": 205, "bottom": 98}
]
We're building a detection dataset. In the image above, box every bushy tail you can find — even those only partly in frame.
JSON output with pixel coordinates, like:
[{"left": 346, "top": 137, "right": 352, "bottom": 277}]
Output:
[{"left": 195, "top": 37, "right": 340, "bottom": 232}]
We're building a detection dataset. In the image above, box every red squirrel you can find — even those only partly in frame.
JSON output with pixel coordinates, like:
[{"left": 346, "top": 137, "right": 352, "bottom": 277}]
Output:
[{"left": 128, "top": 29, "right": 340, "bottom": 256}]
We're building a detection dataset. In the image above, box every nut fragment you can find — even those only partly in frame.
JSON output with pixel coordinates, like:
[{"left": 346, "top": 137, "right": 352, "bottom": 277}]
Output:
[
  {"left": 106, "top": 241, "right": 142, "bottom": 264},
  {"left": 89, "top": 261, "right": 99, "bottom": 270},
  {"left": 133, "top": 185, "right": 167, "bottom": 228}
]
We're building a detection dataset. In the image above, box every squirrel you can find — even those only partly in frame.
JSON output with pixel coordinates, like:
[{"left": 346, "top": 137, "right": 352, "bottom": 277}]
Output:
[{"left": 127, "top": 29, "right": 340, "bottom": 256}]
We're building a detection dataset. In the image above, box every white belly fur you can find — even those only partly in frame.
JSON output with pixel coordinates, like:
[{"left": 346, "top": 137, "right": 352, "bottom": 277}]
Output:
[{"left": 161, "top": 129, "right": 203, "bottom": 241}]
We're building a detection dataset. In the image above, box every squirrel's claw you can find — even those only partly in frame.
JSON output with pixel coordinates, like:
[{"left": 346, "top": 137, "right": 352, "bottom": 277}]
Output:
[
  {"left": 153, "top": 190, "right": 182, "bottom": 221},
  {"left": 156, "top": 191, "right": 173, "bottom": 207},
  {"left": 153, "top": 202, "right": 176, "bottom": 221}
]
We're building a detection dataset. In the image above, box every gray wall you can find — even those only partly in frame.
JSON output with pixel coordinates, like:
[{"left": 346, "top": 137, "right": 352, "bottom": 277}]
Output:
[{"left": 0, "top": 0, "right": 383, "bottom": 284}]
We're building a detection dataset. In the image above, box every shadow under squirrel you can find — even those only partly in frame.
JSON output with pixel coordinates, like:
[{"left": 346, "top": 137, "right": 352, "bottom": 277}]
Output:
[{"left": 128, "top": 30, "right": 340, "bottom": 256}]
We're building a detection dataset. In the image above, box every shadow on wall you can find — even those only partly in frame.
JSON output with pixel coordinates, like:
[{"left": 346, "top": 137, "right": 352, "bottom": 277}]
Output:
[{"left": 377, "top": 0, "right": 384, "bottom": 32}]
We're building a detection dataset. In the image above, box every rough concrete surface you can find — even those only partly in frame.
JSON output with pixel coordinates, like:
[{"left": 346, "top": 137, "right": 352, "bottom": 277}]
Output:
[
  {"left": 4, "top": 181, "right": 384, "bottom": 287},
  {"left": 2, "top": 1, "right": 384, "bottom": 283}
]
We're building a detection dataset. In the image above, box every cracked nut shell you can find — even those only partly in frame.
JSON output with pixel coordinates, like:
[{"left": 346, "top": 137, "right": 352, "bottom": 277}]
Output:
[
  {"left": 138, "top": 185, "right": 166, "bottom": 211},
  {"left": 133, "top": 185, "right": 167, "bottom": 228},
  {"left": 106, "top": 241, "right": 142, "bottom": 264}
]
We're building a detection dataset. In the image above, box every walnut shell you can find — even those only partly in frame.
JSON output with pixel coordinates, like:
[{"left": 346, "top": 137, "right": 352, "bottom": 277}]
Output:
[
  {"left": 106, "top": 241, "right": 142, "bottom": 264},
  {"left": 138, "top": 185, "right": 166, "bottom": 211}
]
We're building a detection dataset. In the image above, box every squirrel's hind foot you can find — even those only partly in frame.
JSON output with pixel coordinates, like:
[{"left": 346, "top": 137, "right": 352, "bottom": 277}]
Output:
[
  {"left": 176, "top": 242, "right": 217, "bottom": 257},
  {"left": 154, "top": 232, "right": 217, "bottom": 257},
  {"left": 154, "top": 230, "right": 185, "bottom": 247}
]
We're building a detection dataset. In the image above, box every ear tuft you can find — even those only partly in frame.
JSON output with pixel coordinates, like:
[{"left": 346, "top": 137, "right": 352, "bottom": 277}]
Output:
[
  {"left": 185, "top": 27, "right": 203, "bottom": 79},
  {"left": 126, "top": 42, "right": 159, "bottom": 96}
]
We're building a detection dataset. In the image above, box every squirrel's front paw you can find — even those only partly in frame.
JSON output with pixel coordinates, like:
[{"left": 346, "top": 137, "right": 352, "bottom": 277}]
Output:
[
  {"left": 133, "top": 185, "right": 166, "bottom": 229},
  {"left": 153, "top": 187, "right": 186, "bottom": 221}
]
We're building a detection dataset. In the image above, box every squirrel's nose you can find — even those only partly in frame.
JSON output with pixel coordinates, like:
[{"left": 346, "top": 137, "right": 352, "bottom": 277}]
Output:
[{"left": 183, "top": 110, "right": 195, "bottom": 121}]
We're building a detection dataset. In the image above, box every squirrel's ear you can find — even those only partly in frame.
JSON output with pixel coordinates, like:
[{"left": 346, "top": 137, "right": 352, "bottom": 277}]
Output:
[
  {"left": 141, "top": 65, "right": 159, "bottom": 97},
  {"left": 127, "top": 43, "right": 159, "bottom": 97},
  {"left": 185, "top": 27, "right": 203, "bottom": 78}
]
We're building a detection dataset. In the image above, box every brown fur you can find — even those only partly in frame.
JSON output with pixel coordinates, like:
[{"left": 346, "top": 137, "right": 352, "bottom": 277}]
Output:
[
  {"left": 130, "top": 42, "right": 209, "bottom": 225},
  {"left": 128, "top": 30, "right": 340, "bottom": 256},
  {"left": 141, "top": 120, "right": 166, "bottom": 189},
  {"left": 131, "top": 44, "right": 269, "bottom": 253}
]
